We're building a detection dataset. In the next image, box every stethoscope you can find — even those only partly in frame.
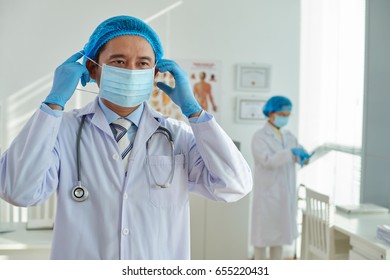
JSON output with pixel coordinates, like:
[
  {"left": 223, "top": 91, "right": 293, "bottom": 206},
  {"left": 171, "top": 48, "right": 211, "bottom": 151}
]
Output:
[
  {"left": 72, "top": 115, "right": 88, "bottom": 202},
  {"left": 72, "top": 115, "right": 175, "bottom": 202},
  {"left": 145, "top": 126, "right": 175, "bottom": 188}
]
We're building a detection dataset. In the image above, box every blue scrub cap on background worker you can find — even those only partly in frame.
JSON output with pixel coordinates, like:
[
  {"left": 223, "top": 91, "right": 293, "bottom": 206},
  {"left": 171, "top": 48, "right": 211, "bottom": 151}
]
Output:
[
  {"left": 83, "top": 15, "right": 164, "bottom": 65},
  {"left": 262, "top": 96, "right": 293, "bottom": 117}
]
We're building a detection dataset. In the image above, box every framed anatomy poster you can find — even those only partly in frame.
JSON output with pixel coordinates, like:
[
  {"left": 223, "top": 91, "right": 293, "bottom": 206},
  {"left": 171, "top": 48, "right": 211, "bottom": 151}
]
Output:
[
  {"left": 149, "top": 59, "right": 221, "bottom": 122},
  {"left": 236, "top": 63, "right": 271, "bottom": 92}
]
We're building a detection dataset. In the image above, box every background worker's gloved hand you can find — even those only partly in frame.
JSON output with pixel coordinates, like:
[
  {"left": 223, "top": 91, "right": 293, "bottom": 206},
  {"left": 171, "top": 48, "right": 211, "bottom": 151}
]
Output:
[
  {"left": 301, "top": 151, "right": 315, "bottom": 166},
  {"left": 156, "top": 59, "right": 202, "bottom": 117},
  {"left": 44, "top": 51, "right": 90, "bottom": 109},
  {"left": 292, "top": 148, "right": 313, "bottom": 167}
]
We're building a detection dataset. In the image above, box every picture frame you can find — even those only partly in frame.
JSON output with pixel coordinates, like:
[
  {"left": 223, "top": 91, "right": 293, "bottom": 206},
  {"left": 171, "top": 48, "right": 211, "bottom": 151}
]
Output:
[
  {"left": 236, "top": 63, "right": 271, "bottom": 92},
  {"left": 235, "top": 96, "right": 267, "bottom": 123}
]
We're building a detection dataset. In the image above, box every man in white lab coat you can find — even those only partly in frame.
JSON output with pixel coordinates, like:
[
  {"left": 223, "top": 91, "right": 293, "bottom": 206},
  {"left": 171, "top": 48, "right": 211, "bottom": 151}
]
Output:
[
  {"left": 0, "top": 15, "right": 252, "bottom": 259},
  {"left": 251, "top": 96, "right": 312, "bottom": 260}
]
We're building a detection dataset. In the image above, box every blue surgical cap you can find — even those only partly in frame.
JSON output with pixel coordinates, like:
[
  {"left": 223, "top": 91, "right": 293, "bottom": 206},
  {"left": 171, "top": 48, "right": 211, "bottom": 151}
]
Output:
[
  {"left": 83, "top": 15, "right": 164, "bottom": 64},
  {"left": 263, "top": 96, "right": 293, "bottom": 117}
]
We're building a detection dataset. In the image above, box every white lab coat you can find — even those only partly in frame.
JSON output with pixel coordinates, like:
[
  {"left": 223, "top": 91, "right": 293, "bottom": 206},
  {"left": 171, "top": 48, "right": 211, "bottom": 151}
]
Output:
[
  {"left": 250, "top": 122, "right": 299, "bottom": 247},
  {"left": 0, "top": 98, "right": 252, "bottom": 259}
]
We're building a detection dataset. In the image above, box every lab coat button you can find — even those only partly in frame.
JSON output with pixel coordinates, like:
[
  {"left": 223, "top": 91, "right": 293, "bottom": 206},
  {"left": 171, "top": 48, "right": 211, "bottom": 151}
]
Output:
[
  {"left": 123, "top": 193, "right": 128, "bottom": 200},
  {"left": 122, "top": 228, "right": 129, "bottom": 235},
  {"left": 112, "top": 154, "right": 119, "bottom": 160}
]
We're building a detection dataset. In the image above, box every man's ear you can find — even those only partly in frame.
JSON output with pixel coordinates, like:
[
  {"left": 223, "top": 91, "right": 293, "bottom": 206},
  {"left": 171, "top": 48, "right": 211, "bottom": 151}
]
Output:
[
  {"left": 154, "top": 68, "right": 159, "bottom": 77},
  {"left": 86, "top": 60, "right": 97, "bottom": 80}
]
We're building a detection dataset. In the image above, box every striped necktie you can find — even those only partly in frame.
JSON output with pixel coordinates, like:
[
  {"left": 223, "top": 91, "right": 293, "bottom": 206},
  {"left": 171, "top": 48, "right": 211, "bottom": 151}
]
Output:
[{"left": 110, "top": 118, "right": 132, "bottom": 168}]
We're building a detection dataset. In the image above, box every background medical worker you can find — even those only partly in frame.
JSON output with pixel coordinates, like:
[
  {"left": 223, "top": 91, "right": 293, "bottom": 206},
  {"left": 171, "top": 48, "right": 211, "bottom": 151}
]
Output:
[
  {"left": 250, "top": 96, "right": 312, "bottom": 260},
  {"left": 0, "top": 15, "right": 252, "bottom": 259}
]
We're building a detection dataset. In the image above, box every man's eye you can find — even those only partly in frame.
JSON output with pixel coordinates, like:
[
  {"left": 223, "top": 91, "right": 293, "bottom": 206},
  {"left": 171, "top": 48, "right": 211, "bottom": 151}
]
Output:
[
  {"left": 111, "top": 60, "right": 125, "bottom": 65},
  {"left": 139, "top": 62, "right": 151, "bottom": 68}
]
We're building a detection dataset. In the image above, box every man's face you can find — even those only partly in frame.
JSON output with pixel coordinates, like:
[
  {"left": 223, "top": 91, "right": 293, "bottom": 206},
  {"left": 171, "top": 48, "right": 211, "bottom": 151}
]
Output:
[{"left": 88, "top": 35, "right": 156, "bottom": 86}]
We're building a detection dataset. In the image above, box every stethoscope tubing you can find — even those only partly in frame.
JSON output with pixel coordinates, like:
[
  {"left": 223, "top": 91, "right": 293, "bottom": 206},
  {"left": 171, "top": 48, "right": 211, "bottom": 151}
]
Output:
[
  {"left": 74, "top": 116, "right": 175, "bottom": 201},
  {"left": 77, "top": 115, "right": 87, "bottom": 183},
  {"left": 146, "top": 127, "right": 175, "bottom": 188}
]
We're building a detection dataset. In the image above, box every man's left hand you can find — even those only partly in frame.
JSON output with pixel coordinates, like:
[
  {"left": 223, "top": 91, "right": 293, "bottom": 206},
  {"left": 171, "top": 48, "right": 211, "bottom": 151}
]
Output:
[{"left": 156, "top": 59, "right": 202, "bottom": 117}]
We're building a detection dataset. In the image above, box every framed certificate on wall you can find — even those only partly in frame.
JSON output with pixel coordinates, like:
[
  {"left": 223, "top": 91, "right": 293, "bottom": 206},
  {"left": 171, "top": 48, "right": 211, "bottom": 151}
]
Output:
[
  {"left": 236, "top": 96, "right": 267, "bottom": 123},
  {"left": 236, "top": 63, "right": 271, "bottom": 92}
]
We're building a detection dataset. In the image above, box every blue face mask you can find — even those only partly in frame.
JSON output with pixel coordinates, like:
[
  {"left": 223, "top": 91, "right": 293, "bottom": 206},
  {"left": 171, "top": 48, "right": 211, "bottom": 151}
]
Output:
[
  {"left": 273, "top": 116, "right": 289, "bottom": 128},
  {"left": 99, "top": 64, "right": 155, "bottom": 107}
]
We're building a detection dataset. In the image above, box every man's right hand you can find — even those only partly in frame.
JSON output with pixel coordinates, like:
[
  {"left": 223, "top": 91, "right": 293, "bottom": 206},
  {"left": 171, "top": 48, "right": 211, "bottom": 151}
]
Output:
[{"left": 44, "top": 51, "right": 90, "bottom": 110}]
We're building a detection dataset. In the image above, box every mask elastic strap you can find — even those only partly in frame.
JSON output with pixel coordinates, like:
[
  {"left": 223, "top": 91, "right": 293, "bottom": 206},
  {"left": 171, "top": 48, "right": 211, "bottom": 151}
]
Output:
[
  {"left": 75, "top": 52, "right": 101, "bottom": 95},
  {"left": 75, "top": 88, "right": 98, "bottom": 95},
  {"left": 79, "top": 51, "right": 102, "bottom": 68}
]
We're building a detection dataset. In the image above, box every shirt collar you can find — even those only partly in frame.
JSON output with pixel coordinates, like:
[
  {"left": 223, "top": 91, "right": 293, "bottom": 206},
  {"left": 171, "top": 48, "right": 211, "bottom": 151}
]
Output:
[{"left": 98, "top": 98, "right": 144, "bottom": 127}]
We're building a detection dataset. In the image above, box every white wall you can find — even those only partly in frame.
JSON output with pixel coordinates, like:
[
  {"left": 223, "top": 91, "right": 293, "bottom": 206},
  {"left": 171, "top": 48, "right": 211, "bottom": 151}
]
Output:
[{"left": 0, "top": 0, "right": 300, "bottom": 259}]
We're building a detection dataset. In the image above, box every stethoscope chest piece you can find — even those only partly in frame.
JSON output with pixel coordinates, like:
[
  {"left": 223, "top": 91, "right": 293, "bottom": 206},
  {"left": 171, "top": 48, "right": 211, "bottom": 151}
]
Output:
[{"left": 72, "top": 184, "right": 89, "bottom": 202}]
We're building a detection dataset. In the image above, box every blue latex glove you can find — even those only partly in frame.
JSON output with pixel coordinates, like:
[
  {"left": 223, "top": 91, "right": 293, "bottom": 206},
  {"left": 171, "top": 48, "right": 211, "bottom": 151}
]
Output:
[
  {"left": 301, "top": 151, "right": 315, "bottom": 166},
  {"left": 156, "top": 59, "right": 202, "bottom": 117},
  {"left": 44, "top": 51, "right": 90, "bottom": 109},
  {"left": 292, "top": 148, "right": 314, "bottom": 167}
]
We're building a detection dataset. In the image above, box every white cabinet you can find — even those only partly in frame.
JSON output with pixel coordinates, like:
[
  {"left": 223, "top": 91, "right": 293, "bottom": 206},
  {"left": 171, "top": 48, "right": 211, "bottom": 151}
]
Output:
[
  {"left": 190, "top": 194, "right": 251, "bottom": 260},
  {"left": 349, "top": 236, "right": 388, "bottom": 260},
  {"left": 301, "top": 212, "right": 390, "bottom": 260}
]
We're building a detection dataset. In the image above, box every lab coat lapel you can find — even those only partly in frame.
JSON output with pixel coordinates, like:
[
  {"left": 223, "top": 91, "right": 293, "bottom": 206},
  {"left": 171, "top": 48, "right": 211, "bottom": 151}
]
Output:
[
  {"left": 129, "top": 102, "right": 161, "bottom": 159},
  {"left": 264, "top": 122, "right": 284, "bottom": 148},
  {"left": 76, "top": 97, "right": 115, "bottom": 140}
]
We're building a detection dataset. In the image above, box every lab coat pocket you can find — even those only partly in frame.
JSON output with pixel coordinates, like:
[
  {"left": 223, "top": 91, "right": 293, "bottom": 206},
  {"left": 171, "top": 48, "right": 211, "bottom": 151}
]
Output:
[{"left": 148, "top": 154, "right": 188, "bottom": 208}]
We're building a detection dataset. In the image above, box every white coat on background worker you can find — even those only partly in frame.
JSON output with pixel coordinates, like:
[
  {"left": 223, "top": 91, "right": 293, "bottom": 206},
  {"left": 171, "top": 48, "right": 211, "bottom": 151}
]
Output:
[
  {"left": 0, "top": 15, "right": 252, "bottom": 260},
  {"left": 250, "top": 96, "right": 313, "bottom": 260}
]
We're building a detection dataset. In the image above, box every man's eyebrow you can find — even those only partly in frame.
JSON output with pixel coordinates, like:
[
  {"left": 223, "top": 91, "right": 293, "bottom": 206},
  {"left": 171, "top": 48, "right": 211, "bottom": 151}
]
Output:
[
  {"left": 108, "top": 54, "right": 126, "bottom": 59},
  {"left": 107, "top": 54, "right": 153, "bottom": 61},
  {"left": 139, "top": 56, "right": 153, "bottom": 61}
]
